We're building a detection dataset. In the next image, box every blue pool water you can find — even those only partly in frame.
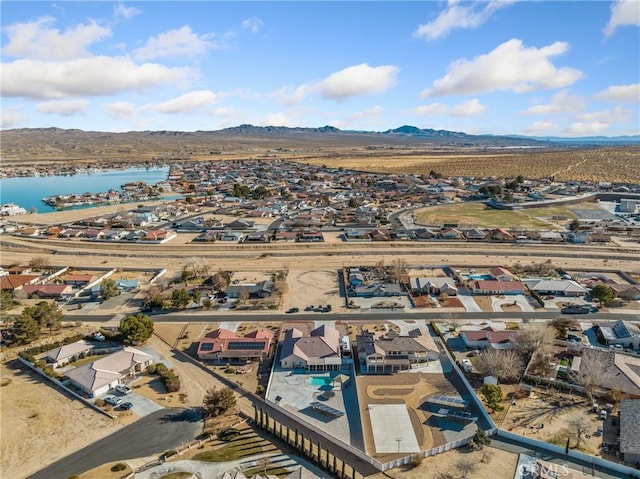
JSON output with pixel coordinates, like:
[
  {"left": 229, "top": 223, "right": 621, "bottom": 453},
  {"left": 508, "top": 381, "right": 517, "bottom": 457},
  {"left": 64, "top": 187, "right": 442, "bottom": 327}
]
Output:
[
  {"left": 309, "top": 376, "right": 333, "bottom": 386},
  {"left": 464, "top": 274, "right": 493, "bottom": 280}
]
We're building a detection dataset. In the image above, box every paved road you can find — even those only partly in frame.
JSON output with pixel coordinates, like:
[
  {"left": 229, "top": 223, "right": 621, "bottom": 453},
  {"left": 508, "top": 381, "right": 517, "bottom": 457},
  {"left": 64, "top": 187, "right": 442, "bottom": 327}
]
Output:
[
  {"left": 28, "top": 408, "right": 203, "bottom": 479},
  {"left": 72, "top": 310, "right": 640, "bottom": 323}
]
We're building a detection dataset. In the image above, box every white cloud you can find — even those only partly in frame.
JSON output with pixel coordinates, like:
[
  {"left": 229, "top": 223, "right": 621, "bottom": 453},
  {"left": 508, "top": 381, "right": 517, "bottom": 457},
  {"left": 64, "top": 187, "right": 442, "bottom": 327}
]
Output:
[
  {"left": 114, "top": 3, "right": 141, "bottom": 20},
  {"left": 133, "top": 26, "right": 222, "bottom": 60},
  {"left": 1, "top": 106, "right": 29, "bottom": 129},
  {"left": 242, "top": 17, "right": 264, "bottom": 33},
  {"left": 36, "top": 99, "right": 87, "bottom": 116},
  {"left": 422, "top": 39, "right": 582, "bottom": 97},
  {"left": 330, "top": 106, "right": 385, "bottom": 130},
  {"left": 603, "top": 0, "right": 640, "bottom": 36},
  {"left": 2, "top": 16, "right": 111, "bottom": 61},
  {"left": 317, "top": 63, "right": 399, "bottom": 101},
  {"left": 409, "top": 98, "right": 486, "bottom": 116},
  {"left": 524, "top": 121, "right": 558, "bottom": 135},
  {"left": 595, "top": 83, "right": 640, "bottom": 103},
  {"left": 261, "top": 112, "right": 297, "bottom": 127},
  {"left": 576, "top": 106, "right": 632, "bottom": 123},
  {"left": 270, "top": 85, "right": 312, "bottom": 106},
  {"left": 105, "top": 101, "right": 137, "bottom": 119},
  {"left": 563, "top": 106, "right": 633, "bottom": 136},
  {"left": 1, "top": 57, "right": 194, "bottom": 99},
  {"left": 520, "top": 90, "right": 585, "bottom": 115},
  {"left": 154, "top": 90, "right": 221, "bottom": 114},
  {"left": 564, "top": 121, "right": 609, "bottom": 135},
  {"left": 414, "top": 0, "right": 516, "bottom": 40}
]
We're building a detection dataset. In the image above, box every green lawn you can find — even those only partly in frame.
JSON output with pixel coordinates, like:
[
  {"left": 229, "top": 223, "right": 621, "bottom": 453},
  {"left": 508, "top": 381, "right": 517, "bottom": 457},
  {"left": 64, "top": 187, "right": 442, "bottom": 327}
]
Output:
[
  {"left": 414, "top": 201, "right": 602, "bottom": 229},
  {"left": 192, "top": 436, "right": 266, "bottom": 462}
]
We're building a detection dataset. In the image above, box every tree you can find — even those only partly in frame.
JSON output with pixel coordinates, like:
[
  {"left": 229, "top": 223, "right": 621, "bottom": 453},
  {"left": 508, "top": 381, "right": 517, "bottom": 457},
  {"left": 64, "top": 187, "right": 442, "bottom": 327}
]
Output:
[
  {"left": 568, "top": 218, "right": 581, "bottom": 232},
  {"left": 213, "top": 270, "right": 231, "bottom": 291},
  {"left": 568, "top": 416, "right": 589, "bottom": 449},
  {"left": 203, "top": 387, "right": 236, "bottom": 417},
  {"left": 589, "top": 284, "right": 615, "bottom": 307},
  {"left": 28, "top": 256, "right": 50, "bottom": 272},
  {"left": 455, "top": 457, "right": 478, "bottom": 479},
  {"left": 23, "top": 301, "right": 64, "bottom": 330},
  {"left": 472, "top": 428, "right": 491, "bottom": 449},
  {"left": 475, "top": 349, "right": 525, "bottom": 382},
  {"left": 118, "top": 313, "right": 154, "bottom": 345},
  {"left": 0, "top": 291, "right": 15, "bottom": 311},
  {"left": 481, "top": 384, "right": 504, "bottom": 413},
  {"left": 171, "top": 289, "right": 191, "bottom": 309},
  {"left": 238, "top": 288, "right": 250, "bottom": 304},
  {"left": 13, "top": 313, "right": 40, "bottom": 344},
  {"left": 571, "top": 349, "right": 608, "bottom": 400},
  {"left": 518, "top": 323, "right": 556, "bottom": 356},
  {"left": 100, "top": 278, "right": 121, "bottom": 301}
]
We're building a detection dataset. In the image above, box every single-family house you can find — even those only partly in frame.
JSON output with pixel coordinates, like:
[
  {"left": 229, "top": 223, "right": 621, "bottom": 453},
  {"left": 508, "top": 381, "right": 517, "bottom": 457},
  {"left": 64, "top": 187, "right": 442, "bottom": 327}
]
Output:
[
  {"left": 63, "top": 274, "right": 95, "bottom": 286},
  {"left": 43, "top": 340, "right": 94, "bottom": 368},
  {"left": 609, "top": 284, "right": 640, "bottom": 301},
  {"left": 620, "top": 400, "right": 640, "bottom": 465},
  {"left": 597, "top": 321, "right": 640, "bottom": 350},
  {"left": 524, "top": 279, "right": 587, "bottom": 297},
  {"left": 197, "top": 328, "right": 273, "bottom": 363},
  {"left": 414, "top": 227, "right": 439, "bottom": 240},
  {"left": 226, "top": 219, "right": 255, "bottom": 230},
  {"left": 116, "top": 279, "right": 139, "bottom": 292},
  {"left": 460, "top": 328, "right": 520, "bottom": 350},
  {"left": 274, "top": 231, "right": 298, "bottom": 242},
  {"left": 0, "top": 274, "right": 40, "bottom": 291},
  {"left": 489, "top": 267, "right": 518, "bottom": 282},
  {"left": 356, "top": 329, "right": 439, "bottom": 373},
  {"left": 440, "top": 227, "right": 464, "bottom": 240},
  {"left": 142, "top": 229, "right": 176, "bottom": 242},
  {"left": 409, "top": 277, "right": 458, "bottom": 296},
  {"left": 352, "top": 283, "right": 402, "bottom": 297},
  {"left": 489, "top": 228, "right": 515, "bottom": 242},
  {"left": 299, "top": 230, "right": 324, "bottom": 242},
  {"left": 463, "top": 228, "right": 487, "bottom": 240},
  {"left": 22, "top": 283, "right": 73, "bottom": 299},
  {"left": 193, "top": 230, "right": 218, "bottom": 242},
  {"left": 64, "top": 346, "right": 153, "bottom": 398},
  {"left": 219, "top": 232, "right": 244, "bottom": 242},
  {"left": 469, "top": 280, "right": 525, "bottom": 295},
  {"left": 226, "top": 280, "right": 275, "bottom": 299},
  {"left": 279, "top": 325, "right": 341, "bottom": 371}
]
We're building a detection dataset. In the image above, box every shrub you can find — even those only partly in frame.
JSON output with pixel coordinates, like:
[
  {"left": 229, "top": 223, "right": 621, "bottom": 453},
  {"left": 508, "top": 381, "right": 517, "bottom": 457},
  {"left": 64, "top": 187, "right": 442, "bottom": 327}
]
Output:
[
  {"left": 0, "top": 378, "right": 11, "bottom": 387},
  {"left": 163, "top": 450, "right": 178, "bottom": 459},
  {"left": 219, "top": 428, "right": 241, "bottom": 441},
  {"left": 224, "top": 367, "right": 237, "bottom": 374},
  {"left": 255, "top": 385, "right": 265, "bottom": 395},
  {"left": 94, "top": 398, "right": 106, "bottom": 407},
  {"left": 110, "top": 463, "right": 127, "bottom": 472},
  {"left": 146, "top": 364, "right": 157, "bottom": 374},
  {"left": 155, "top": 363, "right": 169, "bottom": 375}
]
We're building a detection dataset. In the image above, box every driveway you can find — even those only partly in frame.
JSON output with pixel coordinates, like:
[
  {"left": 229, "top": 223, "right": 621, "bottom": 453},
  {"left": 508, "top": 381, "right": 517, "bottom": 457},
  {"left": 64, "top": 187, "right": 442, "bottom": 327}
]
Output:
[
  {"left": 457, "top": 292, "right": 482, "bottom": 312},
  {"left": 28, "top": 408, "right": 203, "bottom": 479},
  {"left": 109, "top": 390, "right": 163, "bottom": 417},
  {"left": 492, "top": 294, "right": 534, "bottom": 312}
]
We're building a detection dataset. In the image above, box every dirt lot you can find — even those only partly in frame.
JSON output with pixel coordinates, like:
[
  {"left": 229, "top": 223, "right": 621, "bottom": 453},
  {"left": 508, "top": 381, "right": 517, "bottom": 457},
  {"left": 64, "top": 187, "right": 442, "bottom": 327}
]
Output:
[
  {"left": 282, "top": 268, "right": 342, "bottom": 311},
  {"left": 0, "top": 361, "right": 123, "bottom": 479},
  {"left": 379, "top": 445, "right": 519, "bottom": 479},
  {"left": 501, "top": 388, "right": 604, "bottom": 455}
]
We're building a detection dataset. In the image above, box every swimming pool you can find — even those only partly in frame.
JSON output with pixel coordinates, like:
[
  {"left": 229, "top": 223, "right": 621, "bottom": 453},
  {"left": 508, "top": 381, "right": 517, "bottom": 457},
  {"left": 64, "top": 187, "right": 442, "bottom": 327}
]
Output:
[
  {"left": 309, "top": 376, "right": 333, "bottom": 386},
  {"left": 464, "top": 274, "right": 493, "bottom": 280}
]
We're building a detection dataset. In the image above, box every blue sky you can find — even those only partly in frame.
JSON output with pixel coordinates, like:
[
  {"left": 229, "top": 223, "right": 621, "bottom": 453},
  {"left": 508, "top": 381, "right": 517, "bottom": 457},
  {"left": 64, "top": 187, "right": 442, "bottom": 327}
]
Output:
[{"left": 1, "top": 1, "right": 639, "bottom": 136}]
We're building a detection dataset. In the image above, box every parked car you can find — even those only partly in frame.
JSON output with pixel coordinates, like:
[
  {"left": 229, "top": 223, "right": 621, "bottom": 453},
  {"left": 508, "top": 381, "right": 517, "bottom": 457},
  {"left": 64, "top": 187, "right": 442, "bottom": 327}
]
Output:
[
  {"left": 115, "top": 384, "right": 132, "bottom": 395},
  {"left": 561, "top": 305, "right": 591, "bottom": 314},
  {"left": 92, "top": 332, "right": 105, "bottom": 341},
  {"left": 286, "top": 307, "right": 299, "bottom": 314},
  {"left": 461, "top": 359, "right": 473, "bottom": 373},
  {"left": 104, "top": 395, "right": 122, "bottom": 406},
  {"left": 119, "top": 402, "right": 134, "bottom": 410}
]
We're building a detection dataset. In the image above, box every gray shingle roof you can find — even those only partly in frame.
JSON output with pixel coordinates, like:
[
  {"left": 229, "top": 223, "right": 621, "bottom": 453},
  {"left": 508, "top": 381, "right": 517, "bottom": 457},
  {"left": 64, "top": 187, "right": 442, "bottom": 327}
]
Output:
[{"left": 620, "top": 399, "right": 640, "bottom": 455}]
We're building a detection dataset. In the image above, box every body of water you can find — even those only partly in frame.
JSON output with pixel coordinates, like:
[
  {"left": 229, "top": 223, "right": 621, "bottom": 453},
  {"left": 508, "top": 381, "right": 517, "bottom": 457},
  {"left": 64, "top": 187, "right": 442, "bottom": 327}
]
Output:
[{"left": 0, "top": 167, "right": 170, "bottom": 213}]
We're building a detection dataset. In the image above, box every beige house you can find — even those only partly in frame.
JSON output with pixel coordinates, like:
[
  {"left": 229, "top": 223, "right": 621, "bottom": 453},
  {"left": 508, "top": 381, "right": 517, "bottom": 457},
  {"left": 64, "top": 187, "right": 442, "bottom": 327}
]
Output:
[
  {"left": 44, "top": 340, "right": 95, "bottom": 368},
  {"left": 65, "top": 346, "right": 153, "bottom": 398},
  {"left": 279, "top": 325, "right": 341, "bottom": 371},
  {"left": 357, "top": 329, "right": 439, "bottom": 373}
]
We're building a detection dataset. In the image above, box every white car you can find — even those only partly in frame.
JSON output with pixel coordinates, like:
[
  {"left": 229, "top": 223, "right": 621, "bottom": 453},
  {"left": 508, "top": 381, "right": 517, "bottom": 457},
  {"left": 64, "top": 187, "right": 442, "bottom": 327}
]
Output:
[
  {"left": 115, "top": 384, "right": 131, "bottom": 395},
  {"left": 104, "top": 395, "right": 122, "bottom": 406},
  {"left": 461, "top": 359, "right": 473, "bottom": 373}
]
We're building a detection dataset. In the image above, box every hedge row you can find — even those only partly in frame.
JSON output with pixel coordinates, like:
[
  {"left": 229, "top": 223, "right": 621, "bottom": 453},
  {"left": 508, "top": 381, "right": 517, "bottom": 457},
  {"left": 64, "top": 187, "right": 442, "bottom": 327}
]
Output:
[
  {"left": 19, "top": 334, "right": 84, "bottom": 363},
  {"left": 155, "top": 363, "right": 181, "bottom": 392}
]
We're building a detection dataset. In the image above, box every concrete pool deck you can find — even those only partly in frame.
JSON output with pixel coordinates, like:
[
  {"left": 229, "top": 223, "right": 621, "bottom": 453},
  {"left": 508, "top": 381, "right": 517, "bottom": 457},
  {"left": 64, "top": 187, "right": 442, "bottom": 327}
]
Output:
[{"left": 266, "top": 363, "right": 364, "bottom": 451}]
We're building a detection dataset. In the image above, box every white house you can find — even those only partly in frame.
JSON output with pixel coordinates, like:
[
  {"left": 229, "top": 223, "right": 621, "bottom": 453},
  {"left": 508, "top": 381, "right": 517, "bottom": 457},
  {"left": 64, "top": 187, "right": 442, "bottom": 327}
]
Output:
[{"left": 64, "top": 346, "right": 153, "bottom": 398}]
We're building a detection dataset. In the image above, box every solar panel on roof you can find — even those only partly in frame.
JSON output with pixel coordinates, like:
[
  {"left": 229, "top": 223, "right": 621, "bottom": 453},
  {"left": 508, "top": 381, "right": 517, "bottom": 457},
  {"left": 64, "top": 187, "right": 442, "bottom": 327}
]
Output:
[
  {"left": 227, "top": 341, "right": 266, "bottom": 350},
  {"left": 429, "top": 395, "right": 468, "bottom": 408},
  {"left": 310, "top": 402, "right": 344, "bottom": 417},
  {"left": 200, "top": 343, "right": 214, "bottom": 351}
]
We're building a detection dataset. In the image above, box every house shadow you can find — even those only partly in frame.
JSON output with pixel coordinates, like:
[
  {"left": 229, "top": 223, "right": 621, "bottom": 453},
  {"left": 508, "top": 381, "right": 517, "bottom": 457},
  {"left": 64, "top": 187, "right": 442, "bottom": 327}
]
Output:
[{"left": 298, "top": 406, "right": 336, "bottom": 423}]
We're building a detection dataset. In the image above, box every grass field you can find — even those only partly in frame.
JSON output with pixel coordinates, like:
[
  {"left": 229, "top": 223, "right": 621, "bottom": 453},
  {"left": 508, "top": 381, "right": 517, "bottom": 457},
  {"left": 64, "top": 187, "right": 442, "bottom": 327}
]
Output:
[{"left": 414, "top": 201, "right": 603, "bottom": 229}]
